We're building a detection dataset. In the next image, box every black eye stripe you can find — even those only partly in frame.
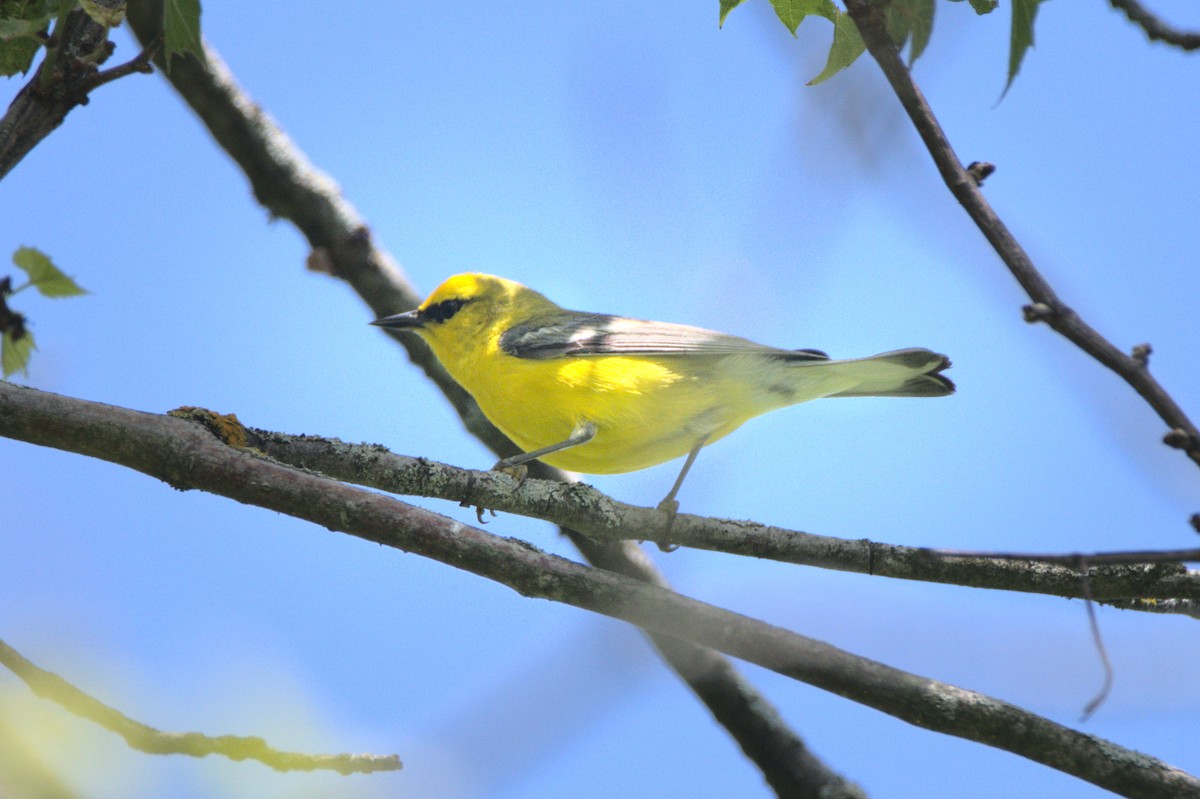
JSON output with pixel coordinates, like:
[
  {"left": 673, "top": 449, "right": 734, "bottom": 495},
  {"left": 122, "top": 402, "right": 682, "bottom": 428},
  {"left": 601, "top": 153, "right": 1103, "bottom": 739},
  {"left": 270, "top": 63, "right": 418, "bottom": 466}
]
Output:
[{"left": 423, "top": 298, "right": 467, "bottom": 324}]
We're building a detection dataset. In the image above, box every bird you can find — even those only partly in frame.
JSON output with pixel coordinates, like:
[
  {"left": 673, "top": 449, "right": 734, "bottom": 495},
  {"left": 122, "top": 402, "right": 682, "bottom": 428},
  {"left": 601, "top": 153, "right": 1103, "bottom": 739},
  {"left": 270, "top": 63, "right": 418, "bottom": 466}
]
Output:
[{"left": 372, "top": 272, "right": 953, "bottom": 518}]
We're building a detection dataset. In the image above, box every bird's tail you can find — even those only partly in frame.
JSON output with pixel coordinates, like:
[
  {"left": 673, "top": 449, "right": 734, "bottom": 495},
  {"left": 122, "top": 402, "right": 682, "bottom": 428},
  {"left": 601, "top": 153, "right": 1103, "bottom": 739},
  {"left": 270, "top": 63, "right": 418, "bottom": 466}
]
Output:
[{"left": 784, "top": 347, "right": 954, "bottom": 398}]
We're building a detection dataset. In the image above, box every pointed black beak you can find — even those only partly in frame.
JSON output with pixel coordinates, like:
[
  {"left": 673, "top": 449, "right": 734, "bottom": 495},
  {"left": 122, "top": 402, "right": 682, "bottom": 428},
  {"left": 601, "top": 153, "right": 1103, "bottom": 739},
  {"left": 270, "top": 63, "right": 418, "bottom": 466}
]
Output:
[{"left": 371, "top": 309, "right": 423, "bottom": 329}]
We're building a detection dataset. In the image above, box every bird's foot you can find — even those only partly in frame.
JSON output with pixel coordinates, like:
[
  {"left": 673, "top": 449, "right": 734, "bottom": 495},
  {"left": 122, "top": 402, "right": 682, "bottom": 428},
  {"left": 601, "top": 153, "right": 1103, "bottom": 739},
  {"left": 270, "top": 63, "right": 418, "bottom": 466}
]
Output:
[
  {"left": 491, "top": 460, "right": 529, "bottom": 486},
  {"left": 654, "top": 496, "right": 680, "bottom": 552}
]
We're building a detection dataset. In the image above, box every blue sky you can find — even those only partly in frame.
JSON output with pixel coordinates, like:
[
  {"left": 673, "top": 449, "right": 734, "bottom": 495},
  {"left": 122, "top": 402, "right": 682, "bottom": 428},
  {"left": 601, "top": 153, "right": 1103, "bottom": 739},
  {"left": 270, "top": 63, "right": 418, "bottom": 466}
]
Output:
[{"left": 3, "top": 2, "right": 1199, "bottom": 797}]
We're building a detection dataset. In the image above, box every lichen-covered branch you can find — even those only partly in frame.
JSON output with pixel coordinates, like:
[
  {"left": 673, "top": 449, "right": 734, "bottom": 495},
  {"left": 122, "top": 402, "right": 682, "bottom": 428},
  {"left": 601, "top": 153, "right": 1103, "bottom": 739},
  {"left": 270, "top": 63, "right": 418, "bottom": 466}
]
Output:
[
  {"left": 236, "top": 425, "right": 1200, "bottom": 605},
  {"left": 0, "top": 381, "right": 1195, "bottom": 797}
]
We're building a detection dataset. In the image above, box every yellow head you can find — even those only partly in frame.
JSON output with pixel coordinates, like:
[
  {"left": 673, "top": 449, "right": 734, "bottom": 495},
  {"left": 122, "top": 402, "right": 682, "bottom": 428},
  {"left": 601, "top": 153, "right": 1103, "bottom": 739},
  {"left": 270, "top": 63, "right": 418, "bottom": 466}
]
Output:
[{"left": 372, "top": 273, "right": 559, "bottom": 366}]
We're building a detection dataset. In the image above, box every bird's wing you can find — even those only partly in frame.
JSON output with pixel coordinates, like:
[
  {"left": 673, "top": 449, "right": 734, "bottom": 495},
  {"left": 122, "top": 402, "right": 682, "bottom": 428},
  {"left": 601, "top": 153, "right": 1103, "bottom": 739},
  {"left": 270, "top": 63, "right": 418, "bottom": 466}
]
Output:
[{"left": 500, "top": 313, "right": 828, "bottom": 361}]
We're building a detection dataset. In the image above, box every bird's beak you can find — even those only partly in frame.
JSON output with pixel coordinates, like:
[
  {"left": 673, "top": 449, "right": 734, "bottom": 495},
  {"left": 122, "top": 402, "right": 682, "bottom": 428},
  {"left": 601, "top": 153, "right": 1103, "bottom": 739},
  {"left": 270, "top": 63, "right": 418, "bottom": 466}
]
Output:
[{"left": 371, "top": 309, "right": 423, "bottom": 329}]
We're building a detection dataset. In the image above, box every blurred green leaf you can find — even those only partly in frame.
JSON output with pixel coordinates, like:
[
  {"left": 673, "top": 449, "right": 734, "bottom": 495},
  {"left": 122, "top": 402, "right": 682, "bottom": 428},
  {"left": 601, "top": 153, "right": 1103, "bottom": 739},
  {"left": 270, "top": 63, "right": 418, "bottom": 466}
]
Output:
[
  {"left": 885, "top": 0, "right": 913, "bottom": 48},
  {"left": 808, "top": 10, "right": 865, "bottom": 85},
  {"left": 0, "top": 0, "right": 58, "bottom": 76},
  {"left": 964, "top": 0, "right": 998, "bottom": 13},
  {"left": 884, "top": 0, "right": 935, "bottom": 64},
  {"left": 0, "top": 0, "right": 58, "bottom": 39},
  {"left": 769, "top": 0, "right": 836, "bottom": 34},
  {"left": 907, "top": 0, "right": 935, "bottom": 64},
  {"left": 0, "top": 30, "right": 40, "bottom": 74},
  {"left": 718, "top": 0, "right": 746, "bottom": 27},
  {"left": 1006, "top": 0, "right": 1043, "bottom": 94},
  {"left": 2, "top": 328, "right": 35, "bottom": 378},
  {"left": 13, "top": 246, "right": 87, "bottom": 297},
  {"left": 162, "top": 0, "right": 202, "bottom": 65}
]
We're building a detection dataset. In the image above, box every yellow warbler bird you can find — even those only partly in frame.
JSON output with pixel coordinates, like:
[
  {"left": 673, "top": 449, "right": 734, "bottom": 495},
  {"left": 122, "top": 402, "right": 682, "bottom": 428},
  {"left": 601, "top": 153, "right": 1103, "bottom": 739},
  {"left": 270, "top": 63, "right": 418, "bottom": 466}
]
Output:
[{"left": 373, "top": 273, "right": 953, "bottom": 514}]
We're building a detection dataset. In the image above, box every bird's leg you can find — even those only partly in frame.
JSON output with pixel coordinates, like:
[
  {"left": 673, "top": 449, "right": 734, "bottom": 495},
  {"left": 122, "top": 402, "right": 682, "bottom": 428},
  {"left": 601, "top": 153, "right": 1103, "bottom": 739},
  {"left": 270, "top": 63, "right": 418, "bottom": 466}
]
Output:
[
  {"left": 492, "top": 420, "right": 598, "bottom": 482},
  {"left": 466, "top": 421, "right": 598, "bottom": 524},
  {"left": 654, "top": 436, "right": 708, "bottom": 551}
]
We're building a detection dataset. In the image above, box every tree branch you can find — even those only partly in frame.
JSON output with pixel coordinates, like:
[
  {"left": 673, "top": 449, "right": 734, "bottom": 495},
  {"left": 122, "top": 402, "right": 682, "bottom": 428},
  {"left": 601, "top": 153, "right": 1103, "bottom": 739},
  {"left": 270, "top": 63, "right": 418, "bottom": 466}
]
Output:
[
  {"left": 0, "top": 636, "right": 400, "bottom": 774},
  {"left": 844, "top": 0, "right": 1200, "bottom": 472},
  {"left": 230, "top": 425, "right": 1200, "bottom": 605},
  {"left": 0, "top": 5, "right": 157, "bottom": 182},
  {"left": 0, "top": 382, "right": 1195, "bottom": 797},
  {"left": 1108, "top": 0, "right": 1200, "bottom": 50}
]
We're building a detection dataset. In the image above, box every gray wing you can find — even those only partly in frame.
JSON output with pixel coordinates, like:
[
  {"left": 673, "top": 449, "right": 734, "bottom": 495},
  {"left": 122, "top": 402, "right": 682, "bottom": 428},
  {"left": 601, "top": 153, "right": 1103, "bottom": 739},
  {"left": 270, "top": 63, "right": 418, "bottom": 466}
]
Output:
[{"left": 500, "top": 312, "right": 828, "bottom": 362}]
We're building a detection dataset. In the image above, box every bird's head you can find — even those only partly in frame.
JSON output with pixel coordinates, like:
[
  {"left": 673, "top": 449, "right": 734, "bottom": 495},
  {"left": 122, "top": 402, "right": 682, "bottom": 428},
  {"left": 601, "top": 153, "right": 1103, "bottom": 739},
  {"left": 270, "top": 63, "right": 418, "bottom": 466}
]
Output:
[{"left": 371, "top": 273, "right": 556, "bottom": 360}]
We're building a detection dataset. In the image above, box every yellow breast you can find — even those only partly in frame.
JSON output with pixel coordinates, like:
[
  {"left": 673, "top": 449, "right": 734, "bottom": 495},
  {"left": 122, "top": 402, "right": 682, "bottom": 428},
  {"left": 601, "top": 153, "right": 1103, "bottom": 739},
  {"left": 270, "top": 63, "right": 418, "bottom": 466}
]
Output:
[{"left": 449, "top": 341, "right": 752, "bottom": 474}]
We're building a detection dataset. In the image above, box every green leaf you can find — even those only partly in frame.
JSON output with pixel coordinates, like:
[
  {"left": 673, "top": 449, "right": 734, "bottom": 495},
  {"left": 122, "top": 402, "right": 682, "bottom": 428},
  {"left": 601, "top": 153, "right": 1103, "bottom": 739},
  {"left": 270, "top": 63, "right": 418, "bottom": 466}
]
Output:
[
  {"left": 907, "top": 0, "right": 935, "bottom": 64},
  {"left": 960, "top": 0, "right": 998, "bottom": 14},
  {"left": 12, "top": 246, "right": 87, "bottom": 297},
  {"left": 1005, "top": 0, "right": 1043, "bottom": 94},
  {"left": 0, "top": 0, "right": 58, "bottom": 76},
  {"left": 770, "top": 0, "right": 807, "bottom": 35},
  {"left": 807, "top": 11, "right": 865, "bottom": 85},
  {"left": 0, "top": 0, "right": 58, "bottom": 40},
  {"left": 0, "top": 31, "right": 41, "bottom": 75},
  {"left": 718, "top": 0, "right": 747, "bottom": 28},
  {"left": 766, "top": 0, "right": 839, "bottom": 33},
  {"left": 884, "top": 0, "right": 935, "bottom": 64},
  {"left": 78, "top": 0, "right": 125, "bottom": 28},
  {"left": 885, "top": 0, "right": 913, "bottom": 49},
  {"left": 813, "top": 0, "right": 839, "bottom": 24},
  {"left": 162, "top": 0, "right": 203, "bottom": 65},
  {"left": 2, "top": 328, "right": 35, "bottom": 378},
  {"left": 0, "top": 14, "right": 49, "bottom": 41}
]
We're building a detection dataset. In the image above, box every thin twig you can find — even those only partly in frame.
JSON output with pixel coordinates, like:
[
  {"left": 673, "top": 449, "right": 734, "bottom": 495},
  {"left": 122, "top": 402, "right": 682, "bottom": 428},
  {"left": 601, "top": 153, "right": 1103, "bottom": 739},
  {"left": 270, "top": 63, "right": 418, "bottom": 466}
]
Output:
[
  {"left": 844, "top": 0, "right": 1200, "bottom": 472},
  {"left": 1108, "top": 0, "right": 1200, "bottom": 50},
  {"left": 0, "top": 636, "right": 400, "bottom": 774},
  {"left": 1075, "top": 559, "right": 1115, "bottom": 722},
  {"left": 0, "top": 381, "right": 1196, "bottom": 798},
  {"left": 79, "top": 34, "right": 162, "bottom": 93}
]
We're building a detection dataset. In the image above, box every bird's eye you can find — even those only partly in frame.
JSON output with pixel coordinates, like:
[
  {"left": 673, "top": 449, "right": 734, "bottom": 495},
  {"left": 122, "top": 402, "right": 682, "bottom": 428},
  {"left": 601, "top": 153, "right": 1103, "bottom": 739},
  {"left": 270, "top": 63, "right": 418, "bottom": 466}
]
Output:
[{"left": 423, "top": 298, "right": 467, "bottom": 324}]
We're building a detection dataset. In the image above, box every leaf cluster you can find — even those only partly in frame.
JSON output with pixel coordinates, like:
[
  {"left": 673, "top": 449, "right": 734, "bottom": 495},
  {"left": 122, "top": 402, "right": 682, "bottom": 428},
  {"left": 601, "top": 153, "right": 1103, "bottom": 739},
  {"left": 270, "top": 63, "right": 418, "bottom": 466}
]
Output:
[
  {"left": 720, "top": 0, "right": 1043, "bottom": 90},
  {"left": 1, "top": 246, "right": 86, "bottom": 378},
  {"left": 0, "top": 0, "right": 201, "bottom": 77}
]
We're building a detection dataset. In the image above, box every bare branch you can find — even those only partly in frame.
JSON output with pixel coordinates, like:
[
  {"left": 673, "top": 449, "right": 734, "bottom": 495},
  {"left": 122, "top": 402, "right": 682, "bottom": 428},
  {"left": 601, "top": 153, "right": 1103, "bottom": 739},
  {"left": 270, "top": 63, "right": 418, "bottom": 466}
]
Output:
[
  {"left": 844, "top": 0, "right": 1200, "bottom": 472},
  {"left": 0, "top": 637, "right": 400, "bottom": 774},
  {"left": 0, "top": 382, "right": 1196, "bottom": 797},
  {"left": 78, "top": 34, "right": 161, "bottom": 93},
  {"left": 1109, "top": 0, "right": 1200, "bottom": 50}
]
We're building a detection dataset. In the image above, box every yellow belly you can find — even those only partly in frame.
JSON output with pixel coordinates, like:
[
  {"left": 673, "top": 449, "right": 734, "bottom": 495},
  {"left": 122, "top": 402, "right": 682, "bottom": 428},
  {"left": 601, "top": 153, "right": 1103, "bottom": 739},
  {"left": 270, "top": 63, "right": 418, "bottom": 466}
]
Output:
[{"left": 459, "top": 350, "right": 757, "bottom": 474}]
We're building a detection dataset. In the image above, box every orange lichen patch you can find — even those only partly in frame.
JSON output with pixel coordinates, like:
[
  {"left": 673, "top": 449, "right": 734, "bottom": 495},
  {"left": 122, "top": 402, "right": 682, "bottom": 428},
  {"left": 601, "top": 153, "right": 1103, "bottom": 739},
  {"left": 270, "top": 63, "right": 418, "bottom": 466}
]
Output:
[{"left": 168, "top": 406, "right": 248, "bottom": 448}]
